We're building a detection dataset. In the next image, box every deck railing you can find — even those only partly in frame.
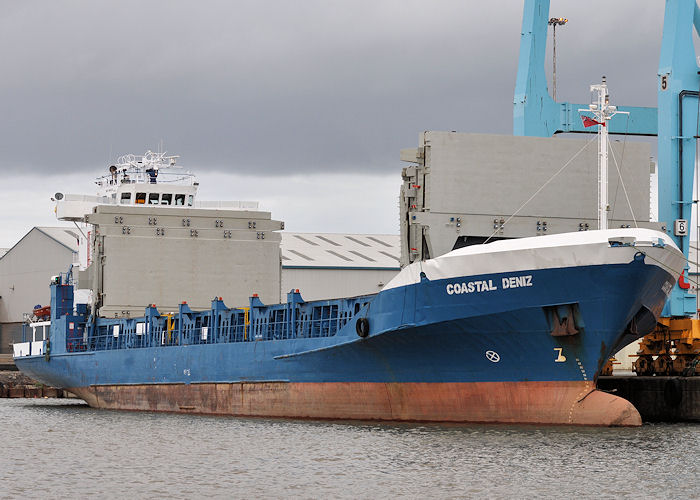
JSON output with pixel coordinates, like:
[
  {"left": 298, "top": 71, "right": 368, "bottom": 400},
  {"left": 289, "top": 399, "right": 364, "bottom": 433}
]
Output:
[
  {"left": 64, "top": 296, "right": 371, "bottom": 353},
  {"left": 14, "top": 321, "right": 51, "bottom": 357}
]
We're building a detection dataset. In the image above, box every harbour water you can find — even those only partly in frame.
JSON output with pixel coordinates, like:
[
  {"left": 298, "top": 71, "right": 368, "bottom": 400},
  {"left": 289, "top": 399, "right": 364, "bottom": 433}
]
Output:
[{"left": 1, "top": 398, "right": 698, "bottom": 499}]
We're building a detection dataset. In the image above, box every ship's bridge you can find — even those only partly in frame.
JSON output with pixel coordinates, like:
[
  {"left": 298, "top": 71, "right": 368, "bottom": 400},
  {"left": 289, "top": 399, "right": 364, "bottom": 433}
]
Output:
[
  {"left": 96, "top": 151, "right": 197, "bottom": 202},
  {"left": 54, "top": 151, "right": 258, "bottom": 221}
]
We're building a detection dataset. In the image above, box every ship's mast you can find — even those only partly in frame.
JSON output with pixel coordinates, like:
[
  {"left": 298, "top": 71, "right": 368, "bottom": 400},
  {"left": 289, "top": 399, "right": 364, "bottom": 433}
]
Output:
[{"left": 582, "top": 77, "right": 627, "bottom": 230}]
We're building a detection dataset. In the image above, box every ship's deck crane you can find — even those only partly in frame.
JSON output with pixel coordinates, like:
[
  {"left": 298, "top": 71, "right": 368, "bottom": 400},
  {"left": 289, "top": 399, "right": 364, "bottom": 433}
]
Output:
[{"left": 515, "top": 0, "right": 698, "bottom": 319}]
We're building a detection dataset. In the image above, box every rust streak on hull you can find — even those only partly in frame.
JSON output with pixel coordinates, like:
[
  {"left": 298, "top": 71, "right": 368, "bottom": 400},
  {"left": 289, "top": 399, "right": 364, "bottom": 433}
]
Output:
[{"left": 70, "top": 381, "right": 642, "bottom": 426}]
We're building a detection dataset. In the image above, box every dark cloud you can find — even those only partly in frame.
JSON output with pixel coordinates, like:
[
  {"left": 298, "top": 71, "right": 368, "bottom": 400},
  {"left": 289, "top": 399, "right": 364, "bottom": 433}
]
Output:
[{"left": 0, "top": 0, "right": 664, "bottom": 176}]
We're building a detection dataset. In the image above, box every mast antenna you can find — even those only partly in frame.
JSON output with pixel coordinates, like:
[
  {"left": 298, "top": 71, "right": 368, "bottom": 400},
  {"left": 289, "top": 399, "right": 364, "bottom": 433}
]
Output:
[{"left": 579, "top": 77, "right": 628, "bottom": 230}]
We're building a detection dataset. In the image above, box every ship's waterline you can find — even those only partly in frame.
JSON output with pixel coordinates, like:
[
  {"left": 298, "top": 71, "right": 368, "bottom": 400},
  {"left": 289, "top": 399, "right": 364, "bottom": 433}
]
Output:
[{"left": 69, "top": 380, "right": 641, "bottom": 426}]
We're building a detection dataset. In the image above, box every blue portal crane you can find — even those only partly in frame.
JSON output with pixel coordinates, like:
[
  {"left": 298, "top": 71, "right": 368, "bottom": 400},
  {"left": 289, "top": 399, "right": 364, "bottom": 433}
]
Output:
[
  {"left": 514, "top": 0, "right": 700, "bottom": 318},
  {"left": 513, "top": 0, "right": 658, "bottom": 137}
]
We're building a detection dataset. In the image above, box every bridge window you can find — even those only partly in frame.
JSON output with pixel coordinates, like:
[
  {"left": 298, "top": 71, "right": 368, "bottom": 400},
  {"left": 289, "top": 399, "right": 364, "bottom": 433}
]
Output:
[
  {"left": 135, "top": 192, "right": 146, "bottom": 204},
  {"left": 148, "top": 193, "right": 160, "bottom": 204},
  {"left": 161, "top": 193, "right": 172, "bottom": 205},
  {"left": 187, "top": 195, "right": 194, "bottom": 206},
  {"left": 120, "top": 193, "right": 132, "bottom": 204},
  {"left": 175, "top": 194, "right": 185, "bottom": 206}
]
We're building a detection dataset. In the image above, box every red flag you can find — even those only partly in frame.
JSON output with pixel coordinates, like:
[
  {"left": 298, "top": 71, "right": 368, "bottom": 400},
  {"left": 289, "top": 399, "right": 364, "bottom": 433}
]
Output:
[{"left": 581, "top": 115, "right": 605, "bottom": 128}]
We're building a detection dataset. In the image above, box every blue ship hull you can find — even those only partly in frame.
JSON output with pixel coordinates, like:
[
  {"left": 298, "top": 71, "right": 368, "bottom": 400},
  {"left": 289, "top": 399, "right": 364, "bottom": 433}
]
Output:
[
  {"left": 16, "top": 229, "right": 682, "bottom": 426},
  {"left": 16, "top": 241, "right": 673, "bottom": 423},
  {"left": 17, "top": 262, "right": 670, "bottom": 385}
]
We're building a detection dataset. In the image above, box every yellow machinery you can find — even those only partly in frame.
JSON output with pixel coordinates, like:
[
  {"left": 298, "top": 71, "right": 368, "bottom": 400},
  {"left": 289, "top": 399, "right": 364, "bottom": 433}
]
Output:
[
  {"left": 242, "top": 307, "right": 250, "bottom": 341},
  {"left": 166, "top": 313, "right": 174, "bottom": 344},
  {"left": 600, "top": 357, "right": 619, "bottom": 377},
  {"left": 631, "top": 318, "right": 700, "bottom": 376}
]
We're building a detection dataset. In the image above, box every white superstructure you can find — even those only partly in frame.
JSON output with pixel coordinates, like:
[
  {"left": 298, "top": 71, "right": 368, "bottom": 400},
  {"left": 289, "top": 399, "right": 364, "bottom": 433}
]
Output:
[{"left": 54, "top": 151, "right": 257, "bottom": 222}]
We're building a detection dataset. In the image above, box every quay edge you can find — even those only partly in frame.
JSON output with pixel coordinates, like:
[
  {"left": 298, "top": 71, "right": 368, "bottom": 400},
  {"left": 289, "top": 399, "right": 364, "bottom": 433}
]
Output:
[{"left": 598, "top": 376, "right": 700, "bottom": 423}]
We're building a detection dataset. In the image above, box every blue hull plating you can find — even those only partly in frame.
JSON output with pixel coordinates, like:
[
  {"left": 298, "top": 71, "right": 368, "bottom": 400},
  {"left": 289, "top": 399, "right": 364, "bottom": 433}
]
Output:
[{"left": 16, "top": 258, "right": 673, "bottom": 394}]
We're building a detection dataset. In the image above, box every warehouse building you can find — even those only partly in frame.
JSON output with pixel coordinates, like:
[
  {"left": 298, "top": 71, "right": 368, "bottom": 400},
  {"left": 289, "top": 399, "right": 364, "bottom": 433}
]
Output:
[
  {"left": 0, "top": 227, "right": 79, "bottom": 353},
  {"left": 280, "top": 232, "right": 400, "bottom": 301}
]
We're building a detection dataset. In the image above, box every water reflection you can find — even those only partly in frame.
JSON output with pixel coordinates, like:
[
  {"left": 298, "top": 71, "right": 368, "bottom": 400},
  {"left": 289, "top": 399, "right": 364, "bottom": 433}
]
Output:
[{"left": 1, "top": 399, "right": 698, "bottom": 499}]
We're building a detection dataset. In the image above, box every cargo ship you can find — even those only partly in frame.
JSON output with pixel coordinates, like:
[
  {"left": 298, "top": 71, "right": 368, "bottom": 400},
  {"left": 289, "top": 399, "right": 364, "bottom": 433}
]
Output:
[
  {"left": 13, "top": 223, "right": 684, "bottom": 425},
  {"left": 12, "top": 81, "right": 688, "bottom": 426}
]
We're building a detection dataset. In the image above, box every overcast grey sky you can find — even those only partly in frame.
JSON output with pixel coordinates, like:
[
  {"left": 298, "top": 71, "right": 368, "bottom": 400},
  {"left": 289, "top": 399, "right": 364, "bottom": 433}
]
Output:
[{"left": 0, "top": 0, "right": 667, "bottom": 247}]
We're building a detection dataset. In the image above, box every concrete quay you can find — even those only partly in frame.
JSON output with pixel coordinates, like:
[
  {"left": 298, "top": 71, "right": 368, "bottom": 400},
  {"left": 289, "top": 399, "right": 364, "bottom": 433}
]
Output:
[
  {"left": 0, "top": 370, "right": 69, "bottom": 399},
  {"left": 597, "top": 376, "right": 699, "bottom": 423}
]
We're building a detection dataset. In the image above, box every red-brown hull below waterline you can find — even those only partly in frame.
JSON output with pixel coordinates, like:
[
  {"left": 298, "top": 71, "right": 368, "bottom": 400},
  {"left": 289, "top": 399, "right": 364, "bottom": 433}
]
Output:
[{"left": 69, "top": 381, "right": 642, "bottom": 426}]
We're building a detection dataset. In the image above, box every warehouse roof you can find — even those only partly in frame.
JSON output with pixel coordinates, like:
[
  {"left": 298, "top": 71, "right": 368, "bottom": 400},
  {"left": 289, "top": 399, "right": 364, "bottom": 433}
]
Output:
[
  {"left": 281, "top": 232, "right": 400, "bottom": 269},
  {"left": 34, "top": 227, "right": 80, "bottom": 252},
  {"left": 1, "top": 227, "right": 400, "bottom": 269},
  {"left": 0, "top": 227, "right": 78, "bottom": 261}
]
